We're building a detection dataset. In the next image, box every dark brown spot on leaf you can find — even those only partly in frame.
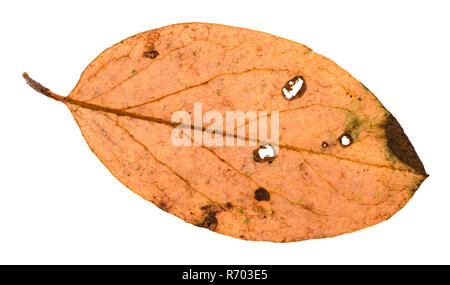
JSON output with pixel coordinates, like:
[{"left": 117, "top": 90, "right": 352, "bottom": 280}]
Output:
[
  {"left": 254, "top": 187, "right": 270, "bottom": 201},
  {"left": 197, "top": 212, "right": 217, "bottom": 231},
  {"left": 200, "top": 204, "right": 218, "bottom": 212},
  {"left": 380, "top": 114, "right": 427, "bottom": 175},
  {"left": 197, "top": 204, "right": 219, "bottom": 231},
  {"left": 157, "top": 201, "right": 168, "bottom": 212},
  {"left": 143, "top": 50, "right": 159, "bottom": 59}
]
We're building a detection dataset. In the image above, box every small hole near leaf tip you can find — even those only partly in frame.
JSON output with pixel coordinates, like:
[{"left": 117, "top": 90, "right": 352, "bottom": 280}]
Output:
[{"left": 339, "top": 134, "right": 353, "bottom": 147}]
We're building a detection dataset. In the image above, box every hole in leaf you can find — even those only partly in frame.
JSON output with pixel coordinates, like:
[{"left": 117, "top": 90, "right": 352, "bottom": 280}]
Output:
[
  {"left": 339, "top": 133, "right": 353, "bottom": 147},
  {"left": 253, "top": 145, "right": 276, "bottom": 162},
  {"left": 282, "top": 75, "right": 306, "bottom": 100},
  {"left": 322, "top": 141, "right": 329, "bottom": 148}
]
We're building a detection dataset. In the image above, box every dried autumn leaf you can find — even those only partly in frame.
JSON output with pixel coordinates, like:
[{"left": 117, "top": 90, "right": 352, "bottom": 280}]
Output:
[{"left": 24, "top": 23, "right": 427, "bottom": 242}]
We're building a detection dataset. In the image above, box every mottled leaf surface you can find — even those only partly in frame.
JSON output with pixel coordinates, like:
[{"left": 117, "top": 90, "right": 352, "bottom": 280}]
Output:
[{"left": 26, "top": 23, "right": 427, "bottom": 242}]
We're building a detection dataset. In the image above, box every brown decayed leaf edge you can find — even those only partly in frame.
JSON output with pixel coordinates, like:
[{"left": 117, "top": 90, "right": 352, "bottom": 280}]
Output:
[{"left": 24, "top": 23, "right": 427, "bottom": 242}]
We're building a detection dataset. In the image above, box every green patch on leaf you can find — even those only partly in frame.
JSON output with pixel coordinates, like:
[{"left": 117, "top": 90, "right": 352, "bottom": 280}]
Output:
[{"left": 343, "top": 111, "right": 366, "bottom": 140}]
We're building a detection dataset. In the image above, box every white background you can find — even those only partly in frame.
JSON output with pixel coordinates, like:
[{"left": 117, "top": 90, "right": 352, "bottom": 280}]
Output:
[{"left": 1, "top": 0, "right": 449, "bottom": 265}]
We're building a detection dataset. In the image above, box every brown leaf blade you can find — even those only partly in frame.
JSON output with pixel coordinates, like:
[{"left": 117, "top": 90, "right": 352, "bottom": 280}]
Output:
[{"left": 25, "top": 23, "right": 427, "bottom": 242}]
